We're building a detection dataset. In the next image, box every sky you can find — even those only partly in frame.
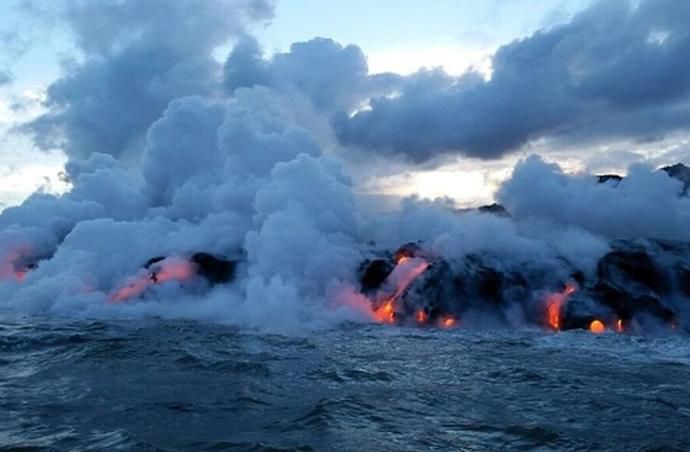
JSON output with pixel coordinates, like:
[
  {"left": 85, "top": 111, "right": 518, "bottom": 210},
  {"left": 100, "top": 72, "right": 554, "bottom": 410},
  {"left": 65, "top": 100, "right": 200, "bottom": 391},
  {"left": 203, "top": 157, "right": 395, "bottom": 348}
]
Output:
[{"left": 0, "top": 0, "right": 689, "bottom": 209}]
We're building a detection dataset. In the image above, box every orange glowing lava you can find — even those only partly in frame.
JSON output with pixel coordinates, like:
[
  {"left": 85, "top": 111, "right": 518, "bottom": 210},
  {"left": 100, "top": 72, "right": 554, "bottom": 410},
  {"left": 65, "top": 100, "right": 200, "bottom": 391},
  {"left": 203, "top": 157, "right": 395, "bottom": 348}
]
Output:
[
  {"left": 372, "top": 255, "right": 429, "bottom": 324},
  {"left": 615, "top": 319, "right": 624, "bottom": 333},
  {"left": 589, "top": 319, "right": 606, "bottom": 334},
  {"left": 109, "top": 275, "right": 151, "bottom": 303},
  {"left": 152, "top": 259, "right": 195, "bottom": 283},
  {"left": 416, "top": 310, "right": 428, "bottom": 324},
  {"left": 109, "top": 257, "right": 197, "bottom": 303},
  {"left": 544, "top": 283, "right": 577, "bottom": 330},
  {"left": 390, "top": 258, "right": 430, "bottom": 300},
  {"left": 371, "top": 256, "right": 430, "bottom": 325},
  {"left": 440, "top": 316, "right": 457, "bottom": 329},
  {"left": 373, "top": 299, "right": 396, "bottom": 324}
]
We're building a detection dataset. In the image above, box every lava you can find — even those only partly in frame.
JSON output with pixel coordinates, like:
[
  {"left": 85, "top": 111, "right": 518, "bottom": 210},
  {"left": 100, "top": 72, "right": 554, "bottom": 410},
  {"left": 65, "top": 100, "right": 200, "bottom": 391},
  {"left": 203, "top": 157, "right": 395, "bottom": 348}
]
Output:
[
  {"left": 589, "top": 319, "right": 606, "bottom": 334},
  {"left": 150, "top": 258, "right": 196, "bottom": 283},
  {"left": 10, "top": 269, "right": 27, "bottom": 282},
  {"left": 358, "top": 239, "right": 688, "bottom": 334},
  {"left": 389, "top": 258, "right": 430, "bottom": 300},
  {"left": 544, "top": 283, "right": 578, "bottom": 330},
  {"left": 373, "top": 299, "right": 396, "bottom": 324},
  {"left": 371, "top": 256, "right": 430, "bottom": 325},
  {"left": 615, "top": 319, "right": 624, "bottom": 333},
  {"left": 439, "top": 316, "right": 457, "bottom": 329},
  {"left": 109, "top": 275, "right": 151, "bottom": 303},
  {"left": 109, "top": 257, "right": 197, "bottom": 303}
]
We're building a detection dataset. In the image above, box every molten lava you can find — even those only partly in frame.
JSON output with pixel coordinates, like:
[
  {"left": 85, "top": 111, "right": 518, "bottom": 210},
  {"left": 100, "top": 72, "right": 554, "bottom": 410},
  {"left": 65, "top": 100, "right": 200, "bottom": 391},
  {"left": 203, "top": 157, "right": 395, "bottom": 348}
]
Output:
[
  {"left": 109, "top": 257, "right": 197, "bottom": 303},
  {"left": 109, "top": 275, "right": 151, "bottom": 303},
  {"left": 615, "top": 319, "right": 624, "bottom": 333},
  {"left": 440, "top": 316, "right": 457, "bottom": 329},
  {"left": 151, "top": 259, "right": 196, "bottom": 283},
  {"left": 373, "top": 299, "right": 396, "bottom": 324},
  {"left": 544, "top": 283, "right": 577, "bottom": 330},
  {"left": 372, "top": 256, "right": 430, "bottom": 325},
  {"left": 364, "top": 254, "right": 462, "bottom": 329},
  {"left": 589, "top": 319, "right": 606, "bottom": 334}
]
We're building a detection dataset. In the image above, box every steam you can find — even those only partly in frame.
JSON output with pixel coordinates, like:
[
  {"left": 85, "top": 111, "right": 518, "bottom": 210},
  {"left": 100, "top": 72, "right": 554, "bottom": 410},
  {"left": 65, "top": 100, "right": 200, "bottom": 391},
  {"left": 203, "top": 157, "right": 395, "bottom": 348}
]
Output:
[
  {"left": 498, "top": 156, "right": 690, "bottom": 242},
  {"left": 1, "top": 0, "right": 689, "bottom": 334}
]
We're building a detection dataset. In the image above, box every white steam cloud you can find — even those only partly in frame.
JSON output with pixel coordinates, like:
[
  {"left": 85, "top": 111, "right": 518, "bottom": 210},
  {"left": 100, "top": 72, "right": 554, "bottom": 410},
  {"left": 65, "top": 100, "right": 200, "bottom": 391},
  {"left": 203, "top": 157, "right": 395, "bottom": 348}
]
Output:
[{"left": 1, "top": 0, "right": 689, "bottom": 334}]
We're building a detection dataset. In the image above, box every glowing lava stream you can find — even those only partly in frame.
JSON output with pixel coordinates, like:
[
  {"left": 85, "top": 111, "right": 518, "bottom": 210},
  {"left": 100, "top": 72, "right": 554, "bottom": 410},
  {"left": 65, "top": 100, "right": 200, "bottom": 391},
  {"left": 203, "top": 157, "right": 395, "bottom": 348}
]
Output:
[
  {"left": 109, "top": 257, "right": 197, "bottom": 303},
  {"left": 373, "top": 256, "right": 430, "bottom": 324},
  {"left": 615, "top": 319, "right": 624, "bottom": 333},
  {"left": 545, "top": 285, "right": 623, "bottom": 334},
  {"left": 545, "top": 283, "right": 577, "bottom": 331}
]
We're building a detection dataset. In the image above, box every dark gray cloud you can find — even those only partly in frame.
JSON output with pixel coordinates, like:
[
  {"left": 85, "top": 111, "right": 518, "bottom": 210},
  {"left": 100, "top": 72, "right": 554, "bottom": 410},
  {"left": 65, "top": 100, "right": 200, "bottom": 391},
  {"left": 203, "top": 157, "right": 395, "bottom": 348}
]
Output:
[
  {"left": 23, "top": 0, "right": 274, "bottom": 160},
  {"left": 333, "top": 0, "right": 690, "bottom": 162},
  {"left": 224, "top": 36, "right": 401, "bottom": 112}
]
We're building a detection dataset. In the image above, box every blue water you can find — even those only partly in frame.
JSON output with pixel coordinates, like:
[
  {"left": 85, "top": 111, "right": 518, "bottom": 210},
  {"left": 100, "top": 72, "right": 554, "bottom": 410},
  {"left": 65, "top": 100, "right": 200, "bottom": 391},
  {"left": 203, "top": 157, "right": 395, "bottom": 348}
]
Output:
[{"left": 1, "top": 318, "right": 689, "bottom": 451}]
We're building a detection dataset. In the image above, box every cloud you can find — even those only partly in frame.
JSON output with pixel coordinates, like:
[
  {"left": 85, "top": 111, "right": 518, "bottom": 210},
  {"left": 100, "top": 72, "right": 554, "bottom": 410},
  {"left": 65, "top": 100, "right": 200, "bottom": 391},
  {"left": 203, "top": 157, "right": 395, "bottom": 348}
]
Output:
[
  {"left": 224, "top": 36, "right": 402, "bottom": 112},
  {"left": 22, "top": 0, "right": 274, "bottom": 160},
  {"left": 497, "top": 155, "right": 690, "bottom": 241},
  {"left": 141, "top": 87, "right": 322, "bottom": 209},
  {"left": 333, "top": 0, "right": 690, "bottom": 162}
]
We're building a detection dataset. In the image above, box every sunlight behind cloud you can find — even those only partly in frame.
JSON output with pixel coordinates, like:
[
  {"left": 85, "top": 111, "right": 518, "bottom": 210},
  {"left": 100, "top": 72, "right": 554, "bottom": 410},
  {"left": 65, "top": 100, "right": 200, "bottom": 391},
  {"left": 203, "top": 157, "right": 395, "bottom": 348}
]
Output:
[
  {"left": 367, "top": 43, "right": 493, "bottom": 77},
  {"left": 367, "top": 166, "right": 504, "bottom": 208},
  {"left": 0, "top": 158, "right": 69, "bottom": 210}
]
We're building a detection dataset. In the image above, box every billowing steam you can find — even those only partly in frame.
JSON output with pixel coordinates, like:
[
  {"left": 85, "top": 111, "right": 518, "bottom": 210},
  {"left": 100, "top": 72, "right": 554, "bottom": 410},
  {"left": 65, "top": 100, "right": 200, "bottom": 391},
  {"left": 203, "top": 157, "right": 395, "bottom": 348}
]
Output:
[{"left": 2, "top": 0, "right": 689, "bottom": 335}]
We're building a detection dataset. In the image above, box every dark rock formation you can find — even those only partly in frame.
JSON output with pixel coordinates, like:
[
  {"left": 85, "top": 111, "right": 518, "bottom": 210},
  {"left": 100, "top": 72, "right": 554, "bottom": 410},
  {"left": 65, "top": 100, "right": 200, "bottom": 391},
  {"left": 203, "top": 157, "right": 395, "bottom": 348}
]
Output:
[
  {"left": 358, "top": 238, "right": 689, "bottom": 332},
  {"left": 359, "top": 259, "right": 393, "bottom": 293},
  {"left": 662, "top": 163, "right": 690, "bottom": 195},
  {"left": 191, "top": 252, "right": 236, "bottom": 284},
  {"left": 144, "top": 252, "right": 237, "bottom": 285},
  {"left": 596, "top": 163, "right": 689, "bottom": 195},
  {"left": 597, "top": 174, "right": 623, "bottom": 184},
  {"left": 478, "top": 203, "right": 509, "bottom": 216}
]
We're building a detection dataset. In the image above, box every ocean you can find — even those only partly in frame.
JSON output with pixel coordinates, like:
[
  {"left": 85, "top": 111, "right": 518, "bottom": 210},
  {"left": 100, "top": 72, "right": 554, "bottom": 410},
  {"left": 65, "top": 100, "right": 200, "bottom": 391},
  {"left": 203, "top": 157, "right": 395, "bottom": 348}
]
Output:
[{"left": 1, "top": 318, "right": 689, "bottom": 451}]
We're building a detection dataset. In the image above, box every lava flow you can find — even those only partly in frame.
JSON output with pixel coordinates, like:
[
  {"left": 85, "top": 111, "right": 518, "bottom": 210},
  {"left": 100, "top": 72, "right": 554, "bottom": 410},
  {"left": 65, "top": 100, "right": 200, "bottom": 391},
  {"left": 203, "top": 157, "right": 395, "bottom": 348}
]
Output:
[
  {"left": 109, "top": 257, "right": 197, "bottom": 303},
  {"left": 439, "top": 315, "right": 457, "bottom": 329},
  {"left": 372, "top": 256, "right": 430, "bottom": 324},
  {"left": 544, "top": 283, "right": 577, "bottom": 331},
  {"left": 615, "top": 319, "right": 624, "bottom": 333}
]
